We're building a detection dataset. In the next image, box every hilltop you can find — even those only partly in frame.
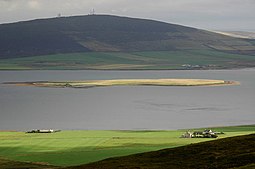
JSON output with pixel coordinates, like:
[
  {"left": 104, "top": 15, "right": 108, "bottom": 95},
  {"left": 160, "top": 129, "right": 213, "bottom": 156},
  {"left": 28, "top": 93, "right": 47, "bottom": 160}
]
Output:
[{"left": 0, "top": 15, "right": 255, "bottom": 69}]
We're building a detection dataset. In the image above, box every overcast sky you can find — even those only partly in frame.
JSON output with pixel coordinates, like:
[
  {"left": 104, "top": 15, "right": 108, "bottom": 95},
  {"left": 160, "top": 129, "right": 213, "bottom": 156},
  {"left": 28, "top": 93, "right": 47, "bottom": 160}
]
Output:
[{"left": 0, "top": 0, "right": 254, "bottom": 31}]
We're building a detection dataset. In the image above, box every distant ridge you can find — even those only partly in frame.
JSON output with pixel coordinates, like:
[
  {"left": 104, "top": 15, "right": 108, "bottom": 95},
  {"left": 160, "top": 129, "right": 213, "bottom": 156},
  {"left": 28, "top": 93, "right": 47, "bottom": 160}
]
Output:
[
  {"left": 214, "top": 31, "right": 255, "bottom": 39},
  {"left": 0, "top": 15, "right": 255, "bottom": 59}
]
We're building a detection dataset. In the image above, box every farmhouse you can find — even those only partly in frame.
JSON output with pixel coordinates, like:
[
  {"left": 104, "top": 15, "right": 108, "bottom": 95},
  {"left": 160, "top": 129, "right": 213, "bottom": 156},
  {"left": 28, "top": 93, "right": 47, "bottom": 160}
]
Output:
[
  {"left": 181, "top": 129, "right": 223, "bottom": 138},
  {"left": 26, "top": 129, "right": 60, "bottom": 133}
]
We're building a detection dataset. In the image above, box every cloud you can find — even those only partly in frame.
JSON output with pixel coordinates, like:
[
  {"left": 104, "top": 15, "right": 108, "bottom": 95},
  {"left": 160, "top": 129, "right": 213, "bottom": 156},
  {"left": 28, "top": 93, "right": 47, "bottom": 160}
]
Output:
[
  {"left": 28, "top": 0, "right": 41, "bottom": 9},
  {"left": 0, "top": 0, "right": 18, "bottom": 11}
]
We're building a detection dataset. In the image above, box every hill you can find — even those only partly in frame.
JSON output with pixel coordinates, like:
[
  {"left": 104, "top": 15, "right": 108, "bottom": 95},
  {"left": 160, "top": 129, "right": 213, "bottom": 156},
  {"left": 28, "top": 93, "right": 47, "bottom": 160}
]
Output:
[
  {"left": 0, "top": 15, "right": 255, "bottom": 59},
  {"left": 68, "top": 134, "right": 255, "bottom": 169},
  {"left": 1, "top": 15, "right": 255, "bottom": 70}
]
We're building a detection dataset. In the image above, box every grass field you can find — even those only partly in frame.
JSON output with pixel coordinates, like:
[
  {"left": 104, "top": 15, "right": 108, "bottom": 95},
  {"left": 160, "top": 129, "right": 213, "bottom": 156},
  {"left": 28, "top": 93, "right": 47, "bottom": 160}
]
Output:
[
  {"left": 0, "top": 125, "right": 254, "bottom": 167},
  {"left": 71, "top": 133, "right": 255, "bottom": 169},
  {"left": 1, "top": 50, "right": 255, "bottom": 70}
]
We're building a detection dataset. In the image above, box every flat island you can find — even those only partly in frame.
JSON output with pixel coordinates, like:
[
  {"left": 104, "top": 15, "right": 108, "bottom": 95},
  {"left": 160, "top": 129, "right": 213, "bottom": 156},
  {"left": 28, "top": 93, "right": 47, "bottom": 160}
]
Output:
[{"left": 5, "top": 79, "right": 238, "bottom": 88}]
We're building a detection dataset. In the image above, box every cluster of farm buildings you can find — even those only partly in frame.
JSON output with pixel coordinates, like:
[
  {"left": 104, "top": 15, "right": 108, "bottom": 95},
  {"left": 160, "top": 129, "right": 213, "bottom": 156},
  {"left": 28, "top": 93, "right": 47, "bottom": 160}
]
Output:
[{"left": 181, "top": 129, "right": 224, "bottom": 138}]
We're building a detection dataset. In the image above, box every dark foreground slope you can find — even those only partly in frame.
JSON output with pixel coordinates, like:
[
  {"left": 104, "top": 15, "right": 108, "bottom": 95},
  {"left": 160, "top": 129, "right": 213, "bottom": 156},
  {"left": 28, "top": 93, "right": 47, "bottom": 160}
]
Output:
[
  {"left": 0, "top": 15, "right": 255, "bottom": 59},
  {"left": 0, "top": 157, "right": 57, "bottom": 169},
  {"left": 68, "top": 134, "right": 255, "bottom": 169}
]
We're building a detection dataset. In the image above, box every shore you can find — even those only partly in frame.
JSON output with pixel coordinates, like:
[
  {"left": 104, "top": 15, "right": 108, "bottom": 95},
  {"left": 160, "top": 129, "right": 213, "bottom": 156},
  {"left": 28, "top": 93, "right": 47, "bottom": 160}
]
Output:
[{"left": 5, "top": 79, "right": 239, "bottom": 88}]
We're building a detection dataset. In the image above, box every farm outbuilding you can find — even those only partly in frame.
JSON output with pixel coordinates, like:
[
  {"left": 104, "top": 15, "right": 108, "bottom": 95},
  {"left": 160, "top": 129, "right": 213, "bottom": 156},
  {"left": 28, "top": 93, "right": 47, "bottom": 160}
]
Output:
[
  {"left": 180, "top": 131, "right": 193, "bottom": 138},
  {"left": 26, "top": 129, "right": 61, "bottom": 133}
]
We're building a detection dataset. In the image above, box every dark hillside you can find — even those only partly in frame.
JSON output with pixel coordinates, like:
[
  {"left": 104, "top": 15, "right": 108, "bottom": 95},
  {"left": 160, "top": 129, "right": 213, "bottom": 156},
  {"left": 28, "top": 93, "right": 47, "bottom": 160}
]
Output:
[
  {"left": 0, "top": 21, "right": 90, "bottom": 58},
  {"left": 0, "top": 157, "right": 57, "bottom": 169},
  {"left": 68, "top": 134, "right": 255, "bottom": 169},
  {"left": 0, "top": 15, "right": 254, "bottom": 59}
]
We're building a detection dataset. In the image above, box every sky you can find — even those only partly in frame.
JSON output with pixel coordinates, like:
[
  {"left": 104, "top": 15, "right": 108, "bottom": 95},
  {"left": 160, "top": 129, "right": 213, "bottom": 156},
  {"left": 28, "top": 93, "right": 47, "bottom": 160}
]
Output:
[{"left": 0, "top": 0, "right": 254, "bottom": 31}]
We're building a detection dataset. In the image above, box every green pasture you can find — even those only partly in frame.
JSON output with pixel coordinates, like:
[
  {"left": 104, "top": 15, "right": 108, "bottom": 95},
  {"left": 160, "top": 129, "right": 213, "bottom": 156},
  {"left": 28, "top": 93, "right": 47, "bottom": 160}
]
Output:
[
  {"left": 0, "top": 125, "right": 254, "bottom": 166},
  {"left": 1, "top": 50, "right": 255, "bottom": 70}
]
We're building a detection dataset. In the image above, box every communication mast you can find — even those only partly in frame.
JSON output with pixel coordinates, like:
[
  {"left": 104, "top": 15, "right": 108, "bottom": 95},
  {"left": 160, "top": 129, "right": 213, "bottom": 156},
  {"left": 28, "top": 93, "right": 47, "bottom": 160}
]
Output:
[{"left": 89, "top": 8, "right": 95, "bottom": 15}]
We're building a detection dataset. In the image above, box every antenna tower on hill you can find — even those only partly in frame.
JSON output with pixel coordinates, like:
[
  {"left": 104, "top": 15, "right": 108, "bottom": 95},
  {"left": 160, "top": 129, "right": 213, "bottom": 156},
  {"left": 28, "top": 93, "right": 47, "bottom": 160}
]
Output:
[{"left": 89, "top": 8, "right": 95, "bottom": 15}]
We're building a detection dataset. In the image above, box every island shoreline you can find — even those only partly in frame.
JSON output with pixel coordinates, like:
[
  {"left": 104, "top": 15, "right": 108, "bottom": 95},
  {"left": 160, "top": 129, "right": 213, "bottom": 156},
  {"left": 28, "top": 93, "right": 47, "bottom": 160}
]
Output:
[{"left": 4, "top": 79, "right": 240, "bottom": 88}]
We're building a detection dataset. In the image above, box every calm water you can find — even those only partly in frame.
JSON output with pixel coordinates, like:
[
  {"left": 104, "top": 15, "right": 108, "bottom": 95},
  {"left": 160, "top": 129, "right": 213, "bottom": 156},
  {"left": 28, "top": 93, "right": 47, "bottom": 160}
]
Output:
[{"left": 0, "top": 69, "right": 254, "bottom": 130}]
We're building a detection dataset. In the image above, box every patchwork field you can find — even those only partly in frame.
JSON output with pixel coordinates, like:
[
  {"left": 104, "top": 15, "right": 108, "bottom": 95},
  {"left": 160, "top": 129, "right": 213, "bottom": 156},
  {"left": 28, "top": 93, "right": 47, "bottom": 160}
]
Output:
[
  {"left": 0, "top": 125, "right": 254, "bottom": 167},
  {"left": 1, "top": 50, "right": 255, "bottom": 70}
]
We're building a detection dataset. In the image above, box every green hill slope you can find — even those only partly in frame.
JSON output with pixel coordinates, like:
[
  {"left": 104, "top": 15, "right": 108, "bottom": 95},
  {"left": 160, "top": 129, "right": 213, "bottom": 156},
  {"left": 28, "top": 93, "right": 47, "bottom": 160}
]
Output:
[{"left": 68, "top": 134, "right": 255, "bottom": 169}]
